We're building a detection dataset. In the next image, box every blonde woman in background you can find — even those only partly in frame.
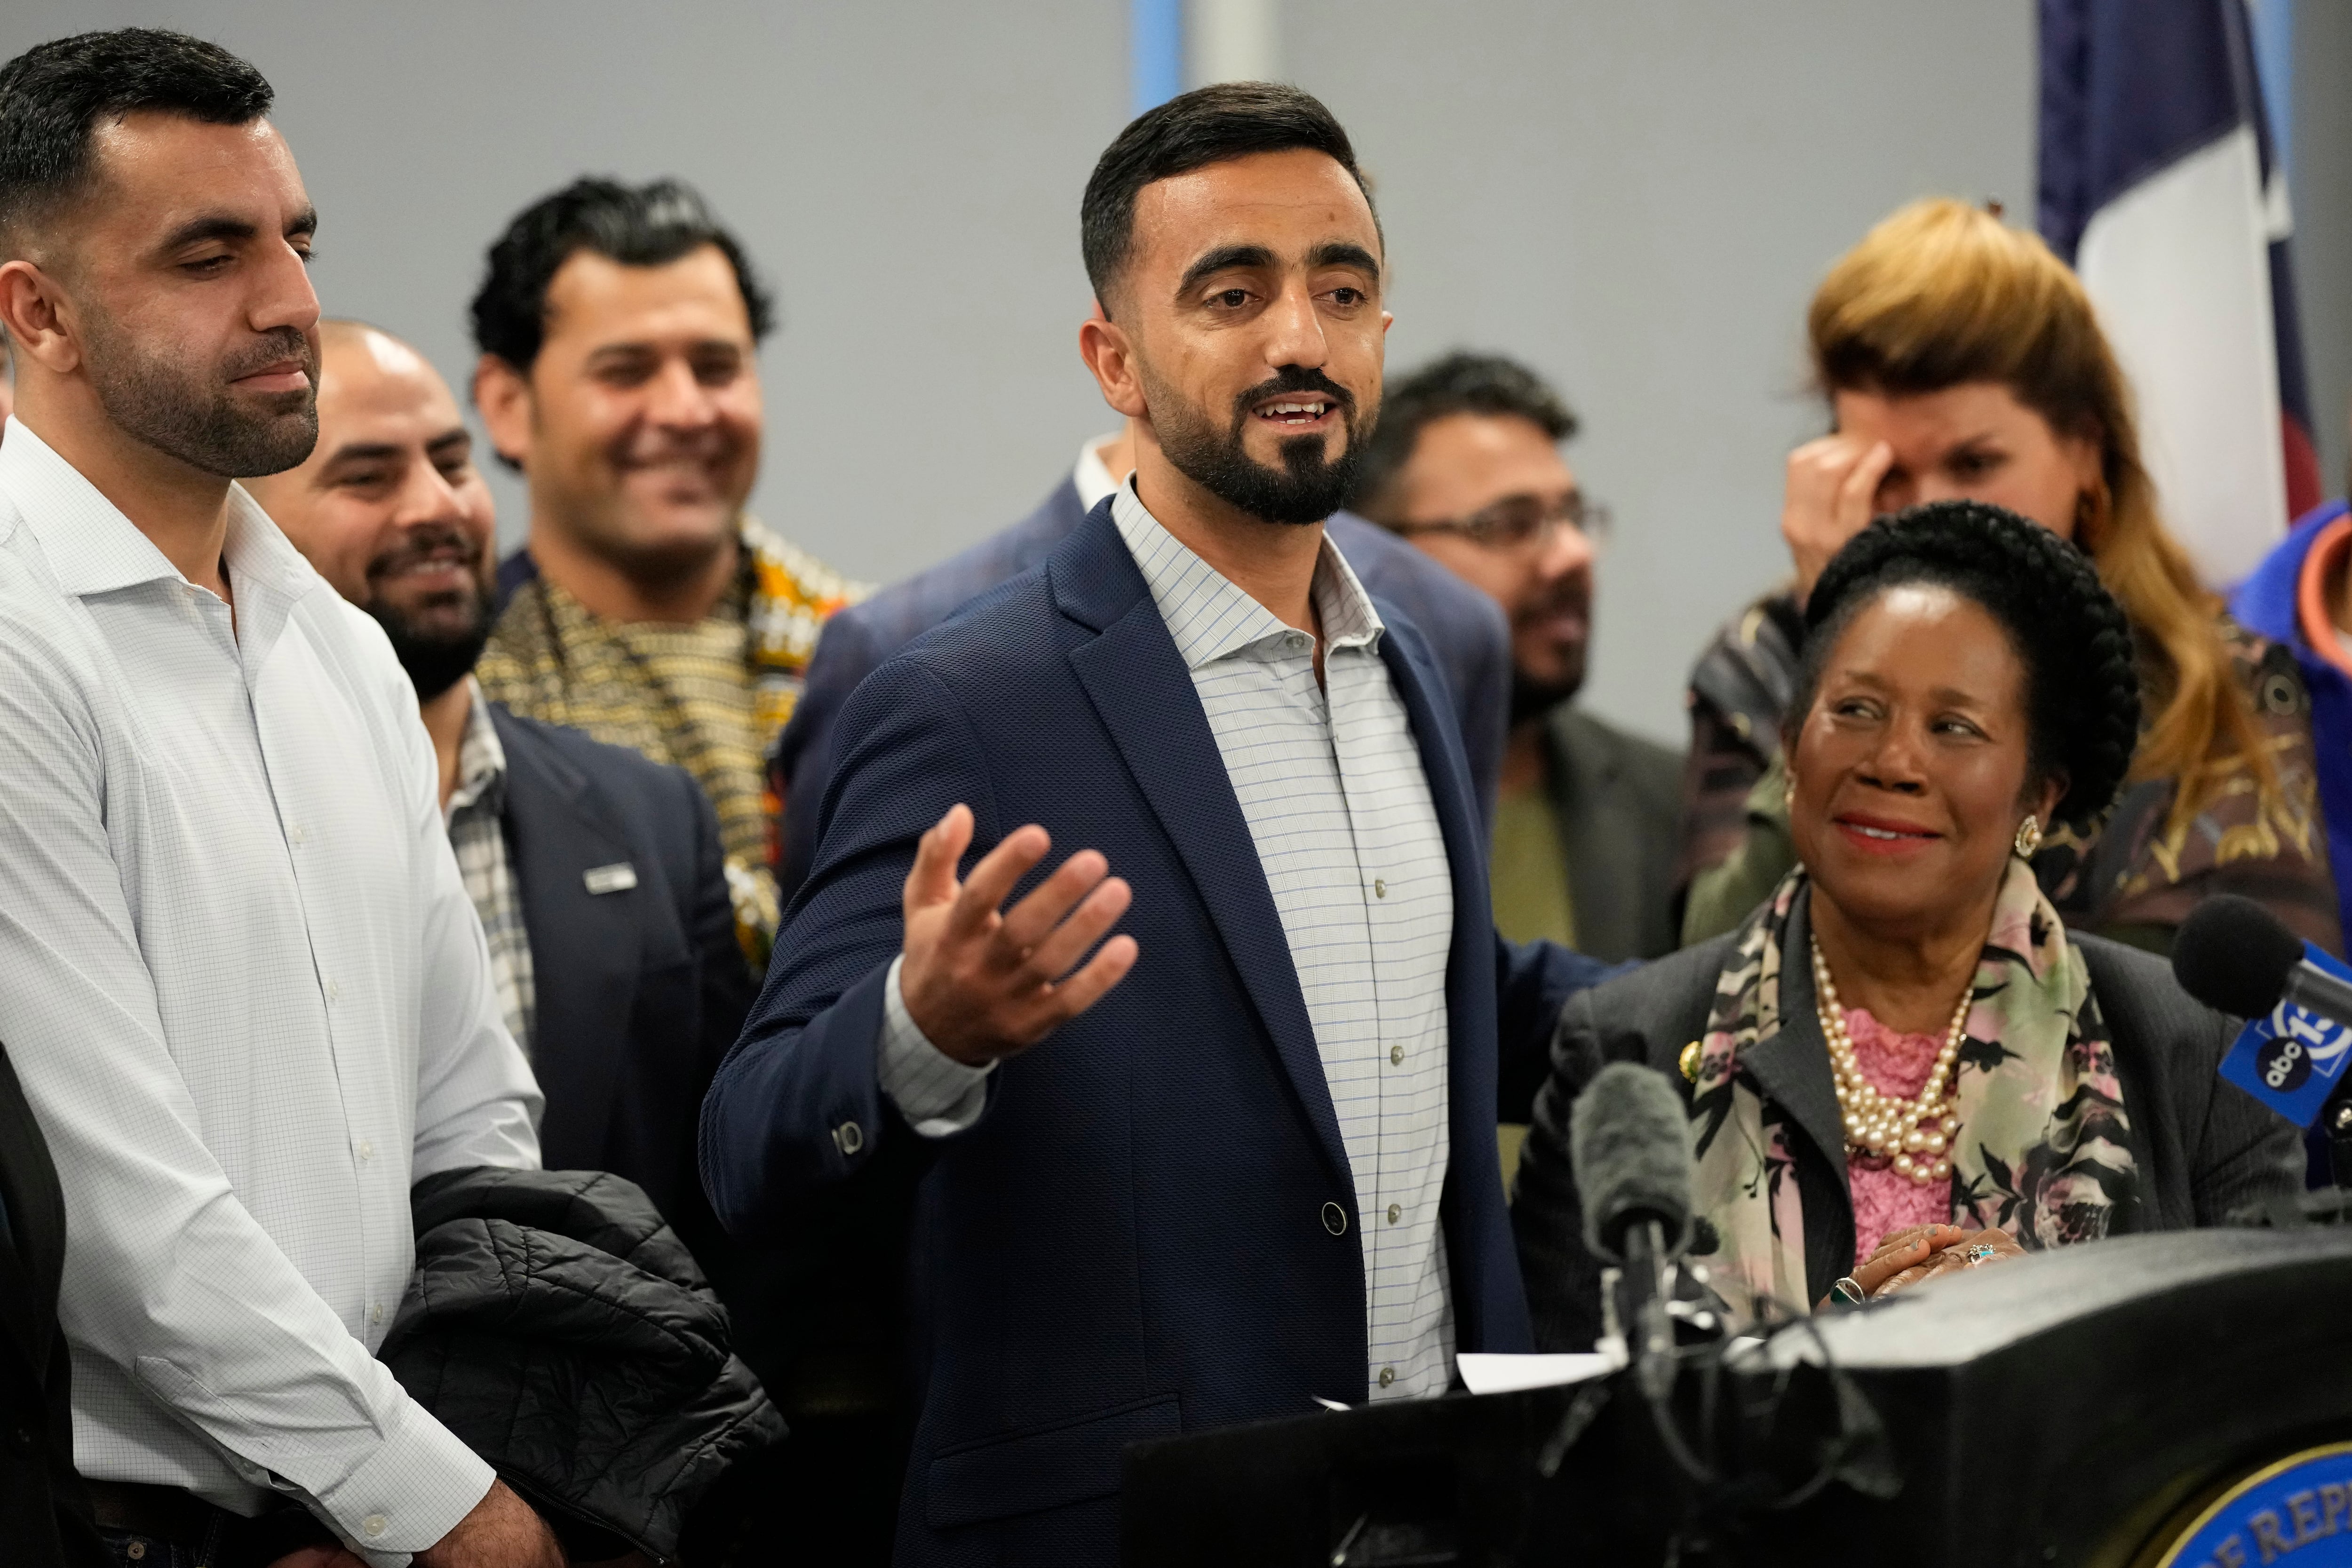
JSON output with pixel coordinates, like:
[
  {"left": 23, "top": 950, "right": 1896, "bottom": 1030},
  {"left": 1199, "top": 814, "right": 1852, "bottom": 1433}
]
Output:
[{"left": 1677, "top": 198, "right": 2340, "bottom": 956}]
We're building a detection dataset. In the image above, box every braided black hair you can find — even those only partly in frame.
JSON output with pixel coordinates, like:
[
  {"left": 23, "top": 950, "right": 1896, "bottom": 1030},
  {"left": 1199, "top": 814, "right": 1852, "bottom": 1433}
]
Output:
[{"left": 1786, "top": 499, "right": 2139, "bottom": 829}]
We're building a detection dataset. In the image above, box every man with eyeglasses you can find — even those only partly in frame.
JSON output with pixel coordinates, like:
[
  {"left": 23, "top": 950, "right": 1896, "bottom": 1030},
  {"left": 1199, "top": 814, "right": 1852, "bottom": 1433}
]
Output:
[{"left": 1356, "top": 352, "right": 1683, "bottom": 973}]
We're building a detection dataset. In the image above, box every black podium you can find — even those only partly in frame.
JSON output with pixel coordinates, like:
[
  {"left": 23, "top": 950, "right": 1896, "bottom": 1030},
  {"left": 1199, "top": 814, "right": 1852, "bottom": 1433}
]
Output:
[{"left": 1121, "top": 1228, "right": 2352, "bottom": 1566}]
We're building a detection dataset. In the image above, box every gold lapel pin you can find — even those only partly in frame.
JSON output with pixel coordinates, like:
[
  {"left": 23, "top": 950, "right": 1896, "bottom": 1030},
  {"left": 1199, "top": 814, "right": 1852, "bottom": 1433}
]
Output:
[{"left": 1678, "top": 1041, "right": 1702, "bottom": 1083}]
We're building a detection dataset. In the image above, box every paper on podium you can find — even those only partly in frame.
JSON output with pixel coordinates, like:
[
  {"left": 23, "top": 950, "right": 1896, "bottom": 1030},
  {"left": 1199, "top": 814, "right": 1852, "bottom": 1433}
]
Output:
[{"left": 1456, "top": 1351, "right": 1618, "bottom": 1395}]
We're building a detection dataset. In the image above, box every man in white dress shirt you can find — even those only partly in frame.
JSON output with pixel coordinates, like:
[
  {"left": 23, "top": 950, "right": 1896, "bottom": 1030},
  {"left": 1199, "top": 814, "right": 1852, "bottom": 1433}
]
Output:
[
  {"left": 700, "top": 82, "right": 1610, "bottom": 1566},
  {"left": 0, "top": 29, "right": 558, "bottom": 1568}
]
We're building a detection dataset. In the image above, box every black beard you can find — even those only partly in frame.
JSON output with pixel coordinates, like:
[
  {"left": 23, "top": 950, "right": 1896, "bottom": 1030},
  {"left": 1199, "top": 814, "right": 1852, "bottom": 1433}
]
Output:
[
  {"left": 80, "top": 311, "right": 318, "bottom": 478},
  {"left": 1510, "top": 669, "right": 1581, "bottom": 726},
  {"left": 1149, "top": 364, "right": 1371, "bottom": 526},
  {"left": 368, "top": 580, "right": 494, "bottom": 701}
]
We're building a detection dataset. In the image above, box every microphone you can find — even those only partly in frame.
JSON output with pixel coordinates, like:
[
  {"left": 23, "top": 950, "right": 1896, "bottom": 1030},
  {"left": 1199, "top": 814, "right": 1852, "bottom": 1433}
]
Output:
[
  {"left": 1570, "top": 1063, "right": 1696, "bottom": 1394},
  {"left": 1571, "top": 1061, "right": 1697, "bottom": 1265},
  {"left": 2177, "top": 897, "right": 2352, "bottom": 1169},
  {"left": 2174, "top": 895, "right": 2352, "bottom": 1027}
]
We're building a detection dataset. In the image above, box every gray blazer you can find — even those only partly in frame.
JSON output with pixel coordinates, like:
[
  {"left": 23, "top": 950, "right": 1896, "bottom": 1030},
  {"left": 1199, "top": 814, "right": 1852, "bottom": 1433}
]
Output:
[
  {"left": 1543, "top": 705, "right": 1684, "bottom": 964},
  {"left": 1510, "top": 884, "right": 2305, "bottom": 1351}
]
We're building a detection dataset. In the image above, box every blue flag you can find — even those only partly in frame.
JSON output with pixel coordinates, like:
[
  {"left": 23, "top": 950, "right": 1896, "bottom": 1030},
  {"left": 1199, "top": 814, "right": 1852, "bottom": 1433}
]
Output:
[{"left": 2037, "top": 0, "right": 2320, "bottom": 583}]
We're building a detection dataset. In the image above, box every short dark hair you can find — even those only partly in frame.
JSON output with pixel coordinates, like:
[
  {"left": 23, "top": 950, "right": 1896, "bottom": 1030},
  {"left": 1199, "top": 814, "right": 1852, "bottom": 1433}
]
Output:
[
  {"left": 0, "top": 29, "right": 272, "bottom": 254},
  {"left": 1080, "top": 81, "right": 1376, "bottom": 312},
  {"left": 1351, "top": 351, "right": 1579, "bottom": 521},
  {"left": 469, "top": 175, "right": 774, "bottom": 372},
  {"left": 1789, "top": 499, "right": 2140, "bottom": 830}
]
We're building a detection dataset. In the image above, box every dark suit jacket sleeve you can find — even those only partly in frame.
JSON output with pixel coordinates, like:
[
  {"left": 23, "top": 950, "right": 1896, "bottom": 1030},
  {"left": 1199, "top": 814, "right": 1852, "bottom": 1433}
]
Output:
[
  {"left": 701, "top": 655, "right": 999, "bottom": 1234},
  {"left": 2078, "top": 937, "right": 2304, "bottom": 1227},
  {"left": 775, "top": 607, "right": 888, "bottom": 908},
  {"left": 1495, "top": 935, "right": 1624, "bottom": 1124},
  {"left": 2188, "top": 1051, "right": 2307, "bottom": 1225}
]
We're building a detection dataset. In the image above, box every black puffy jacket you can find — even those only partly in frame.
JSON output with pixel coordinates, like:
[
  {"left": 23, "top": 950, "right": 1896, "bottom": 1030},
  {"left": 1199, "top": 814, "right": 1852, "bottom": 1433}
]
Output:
[{"left": 385, "top": 1168, "right": 786, "bottom": 1561}]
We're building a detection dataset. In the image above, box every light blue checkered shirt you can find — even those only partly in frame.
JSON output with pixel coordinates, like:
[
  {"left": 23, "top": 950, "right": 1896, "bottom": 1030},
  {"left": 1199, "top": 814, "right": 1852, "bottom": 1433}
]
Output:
[{"left": 879, "top": 480, "right": 1457, "bottom": 1401}]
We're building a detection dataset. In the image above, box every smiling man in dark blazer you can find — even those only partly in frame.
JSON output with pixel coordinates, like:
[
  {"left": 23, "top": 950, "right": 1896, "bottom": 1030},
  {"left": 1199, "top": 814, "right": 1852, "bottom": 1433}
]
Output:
[
  {"left": 702, "top": 85, "right": 1611, "bottom": 1567},
  {"left": 248, "top": 320, "right": 754, "bottom": 1249}
]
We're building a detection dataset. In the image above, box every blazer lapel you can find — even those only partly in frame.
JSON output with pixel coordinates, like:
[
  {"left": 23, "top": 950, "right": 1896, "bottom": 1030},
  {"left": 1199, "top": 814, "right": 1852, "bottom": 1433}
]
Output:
[
  {"left": 1735, "top": 891, "right": 1849, "bottom": 1177},
  {"left": 1053, "top": 508, "right": 1353, "bottom": 1189},
  {"left": 1374, "top": 616, "right": 1490, "bottom": 1006},
  {"left": 493, "top": 709, "right": 643, "bottom": 1171}
]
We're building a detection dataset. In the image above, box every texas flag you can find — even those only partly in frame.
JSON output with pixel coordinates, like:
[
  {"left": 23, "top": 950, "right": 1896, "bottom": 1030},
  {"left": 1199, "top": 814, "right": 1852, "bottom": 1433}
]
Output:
[{"left": 2039, "top": 0, "right": 2321, "bottom": 588}]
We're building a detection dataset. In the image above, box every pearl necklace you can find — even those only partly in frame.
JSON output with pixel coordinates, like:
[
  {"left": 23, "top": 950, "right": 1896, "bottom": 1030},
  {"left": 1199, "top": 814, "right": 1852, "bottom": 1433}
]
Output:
[{"left": 1811, "top": 937, "right": 1968, "bottom": 1186}]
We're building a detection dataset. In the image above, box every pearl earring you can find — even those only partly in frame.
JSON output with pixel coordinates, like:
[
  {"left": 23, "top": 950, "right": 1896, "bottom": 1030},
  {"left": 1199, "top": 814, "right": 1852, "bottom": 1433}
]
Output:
[{"left": 2013, "top": 815, "right": 2043, "bottom": 859}]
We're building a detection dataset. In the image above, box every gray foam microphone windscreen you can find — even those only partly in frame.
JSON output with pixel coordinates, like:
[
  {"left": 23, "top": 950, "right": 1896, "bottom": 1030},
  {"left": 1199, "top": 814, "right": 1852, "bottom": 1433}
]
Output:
[{"left": 1569, "top": 1061, "right": 1697, "bottom": 1264}]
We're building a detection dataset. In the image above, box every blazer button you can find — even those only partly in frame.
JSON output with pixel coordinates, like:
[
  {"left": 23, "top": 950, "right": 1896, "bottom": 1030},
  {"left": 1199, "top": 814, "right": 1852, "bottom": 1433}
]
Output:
[
  {"left": 1321, "top": 1202, "right": 1348, "bottom": 1236},
  {"left": 833, "top": 1121, "right": 865, "bottom": 1156}
]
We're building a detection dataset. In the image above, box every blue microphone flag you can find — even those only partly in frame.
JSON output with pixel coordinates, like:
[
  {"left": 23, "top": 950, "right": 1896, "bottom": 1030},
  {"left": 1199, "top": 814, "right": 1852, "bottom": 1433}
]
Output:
[{"left": 2218, "top": 941, "right": 2352, "bottom": 1128}]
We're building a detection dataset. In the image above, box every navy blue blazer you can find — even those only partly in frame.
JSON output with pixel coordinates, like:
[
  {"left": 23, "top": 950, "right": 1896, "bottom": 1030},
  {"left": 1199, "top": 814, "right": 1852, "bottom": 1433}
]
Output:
[
  {"left": 701, "top": 501, "right": 1606, "bottom": 1566},
  {"left": 486, "top": 708, "right": 795, "bottom": 1384},
  {"left": 492, "top": 706, "right": 754, "bottom": 1216},
  {"left": 771, "top": 476, "right": 1512, "bottom": 903}
]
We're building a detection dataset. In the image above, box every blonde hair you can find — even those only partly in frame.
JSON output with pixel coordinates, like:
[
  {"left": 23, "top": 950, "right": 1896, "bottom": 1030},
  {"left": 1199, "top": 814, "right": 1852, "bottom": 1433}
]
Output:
[{"left": 1806, "top": 197, "right": 2276, "bottom": 828}]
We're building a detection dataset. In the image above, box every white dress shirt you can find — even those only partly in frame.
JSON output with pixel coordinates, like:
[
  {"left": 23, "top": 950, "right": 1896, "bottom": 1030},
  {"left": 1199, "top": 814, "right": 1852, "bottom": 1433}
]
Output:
[
  {"left": 879, "top": 479, "right": 1457, "bottom": 1401},
  {"left": 0, "top": 421, "right": 542, "bottom": 1563},
  {"left": 1071, "top": 431, "right": 1123, "bottom": 509}
]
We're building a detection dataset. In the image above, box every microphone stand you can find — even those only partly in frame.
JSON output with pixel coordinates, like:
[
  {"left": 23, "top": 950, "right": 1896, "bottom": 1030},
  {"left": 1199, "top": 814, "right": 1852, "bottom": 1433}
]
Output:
[{"left": 1621, "top": 1218, "right": 1677, "bottom": 1404}]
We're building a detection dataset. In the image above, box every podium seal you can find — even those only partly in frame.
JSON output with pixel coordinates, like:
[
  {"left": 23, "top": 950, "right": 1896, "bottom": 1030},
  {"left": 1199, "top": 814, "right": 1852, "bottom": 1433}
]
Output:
[{"left": 2149, "top": 1441, "right": 2352, "bottom": 1566}]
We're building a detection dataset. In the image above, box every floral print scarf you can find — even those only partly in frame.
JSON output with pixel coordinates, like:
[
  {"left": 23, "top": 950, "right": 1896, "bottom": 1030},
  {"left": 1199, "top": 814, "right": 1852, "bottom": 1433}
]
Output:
[{"left": 1688, "top": 859, "right": 2138, "bottom": 1323}]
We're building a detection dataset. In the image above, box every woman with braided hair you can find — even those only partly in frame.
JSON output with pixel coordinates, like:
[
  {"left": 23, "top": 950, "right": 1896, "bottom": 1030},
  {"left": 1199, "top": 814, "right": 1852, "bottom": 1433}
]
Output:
[
  {"left": 1514, "top": 502, "right": 2302, "bottom": 1345},
  {"left": 1678, "top": 197, "right": 2339, "bottom": 958}
]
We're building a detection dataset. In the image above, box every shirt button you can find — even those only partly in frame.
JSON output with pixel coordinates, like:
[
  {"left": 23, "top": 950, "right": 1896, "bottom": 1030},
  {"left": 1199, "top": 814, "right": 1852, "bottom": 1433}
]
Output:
[
  {"left": 1386, "top": 1202, "right": 1401, "bottom": 1225},
  {"left": 362, "top": 1514, "right": 387, "bottom": 1539},
  {"left": 1373, "top": 879, "right": 1387, "bottom": 899},
  {"left": 1321, "top": 1202, "right": 1348, "bottom": 1236},
  {"left": 1285, "top": 632, "right": 1307, "bottom": 651},
  {"left": 325, "top": 979, "right": 341, "bottom": 1003},
  {"left": 369, "top": 1302, "right": 383, "bottom": 1327},
  {"left": 1390, "top": 1044, "right": 1405, "bottom": 1067},
  {"left": 1378, "top": 1367, "right": 1396, "bottom": 1389},
  {"left": 288, "top": 824, "right": 307, "bottom": 845},
  {"left": 356, "top": 1139, "right": 374, "bottom": 1162},
  {"left": 833, "top": 1121, "right": 865, "bottom": 1156}
]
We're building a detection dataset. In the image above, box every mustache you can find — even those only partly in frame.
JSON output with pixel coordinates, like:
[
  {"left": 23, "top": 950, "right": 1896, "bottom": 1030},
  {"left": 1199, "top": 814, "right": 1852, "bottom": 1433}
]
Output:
[
  {"left": 366, "top": 522, "right": 482, "bottom": 581},
  {"left": 221, "top": 327, "right": 315, "bottom": 385},
  {"left": 1228, "top": 366, "right": 1357, "bottom": 429}
]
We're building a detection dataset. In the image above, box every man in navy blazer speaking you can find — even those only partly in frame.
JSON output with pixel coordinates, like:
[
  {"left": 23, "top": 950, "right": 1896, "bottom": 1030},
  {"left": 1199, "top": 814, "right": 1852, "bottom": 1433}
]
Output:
[
  {"left": 700, "top": 83, "right": 1612, "bottom": 1566},
  {"left": 770, "top": 417, "right": 1514, "bottom": 907}
]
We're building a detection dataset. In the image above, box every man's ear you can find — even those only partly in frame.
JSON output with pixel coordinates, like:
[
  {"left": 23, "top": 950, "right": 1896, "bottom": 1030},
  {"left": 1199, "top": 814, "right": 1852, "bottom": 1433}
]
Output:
[
  {"left": 472, "top": 354, "right": 533, "bottom": 470},
  {"left": 1078, "top": 309, "right": 1148, "bottom": 422},
  {"left": 0, "top": 258, "right": 83, "bottom": 377}
]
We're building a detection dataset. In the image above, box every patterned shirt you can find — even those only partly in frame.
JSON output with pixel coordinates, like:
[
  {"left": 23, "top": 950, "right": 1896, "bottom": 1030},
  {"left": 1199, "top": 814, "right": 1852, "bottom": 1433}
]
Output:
[
  {"left": 880, "top": 480, "right": 1458, "bottom": 1402},
  {"left": 445, "top": 680, "right": 535, "bottom": 1055},
  {"left": 0, "top": 420, "right": 540, "bottom": 1559},
  {"left": 478, "top": 517, "right": 866, "bottom": 963}
]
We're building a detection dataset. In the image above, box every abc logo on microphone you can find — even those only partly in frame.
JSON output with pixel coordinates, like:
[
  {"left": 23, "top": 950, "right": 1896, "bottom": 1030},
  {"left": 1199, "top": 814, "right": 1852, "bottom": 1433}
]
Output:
[{"left": 2220, "top": 953, "right": 2352, "bottom": 1128}]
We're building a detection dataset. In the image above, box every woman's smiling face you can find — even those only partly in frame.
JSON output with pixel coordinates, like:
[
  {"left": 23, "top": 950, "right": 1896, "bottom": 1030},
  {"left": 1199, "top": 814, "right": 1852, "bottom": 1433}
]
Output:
[{"left": 1789, "top": 582, "right": 2062, "bottom": 938}]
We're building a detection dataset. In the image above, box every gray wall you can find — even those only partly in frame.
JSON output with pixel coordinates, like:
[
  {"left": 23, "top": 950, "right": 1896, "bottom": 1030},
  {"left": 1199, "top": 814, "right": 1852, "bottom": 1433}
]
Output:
[
  {"left": 1285, "top": 0, "right": 2033, "bottom": 740},
  {"left": 4, "top": 2, "right": 2337, "bottom": 747}
]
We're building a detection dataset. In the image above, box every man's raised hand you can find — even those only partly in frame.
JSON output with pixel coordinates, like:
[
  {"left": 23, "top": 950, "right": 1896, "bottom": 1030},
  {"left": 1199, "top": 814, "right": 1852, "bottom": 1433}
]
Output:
[{"left": 899, "top": 804, "right": 1138, "bottom": 1066}]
